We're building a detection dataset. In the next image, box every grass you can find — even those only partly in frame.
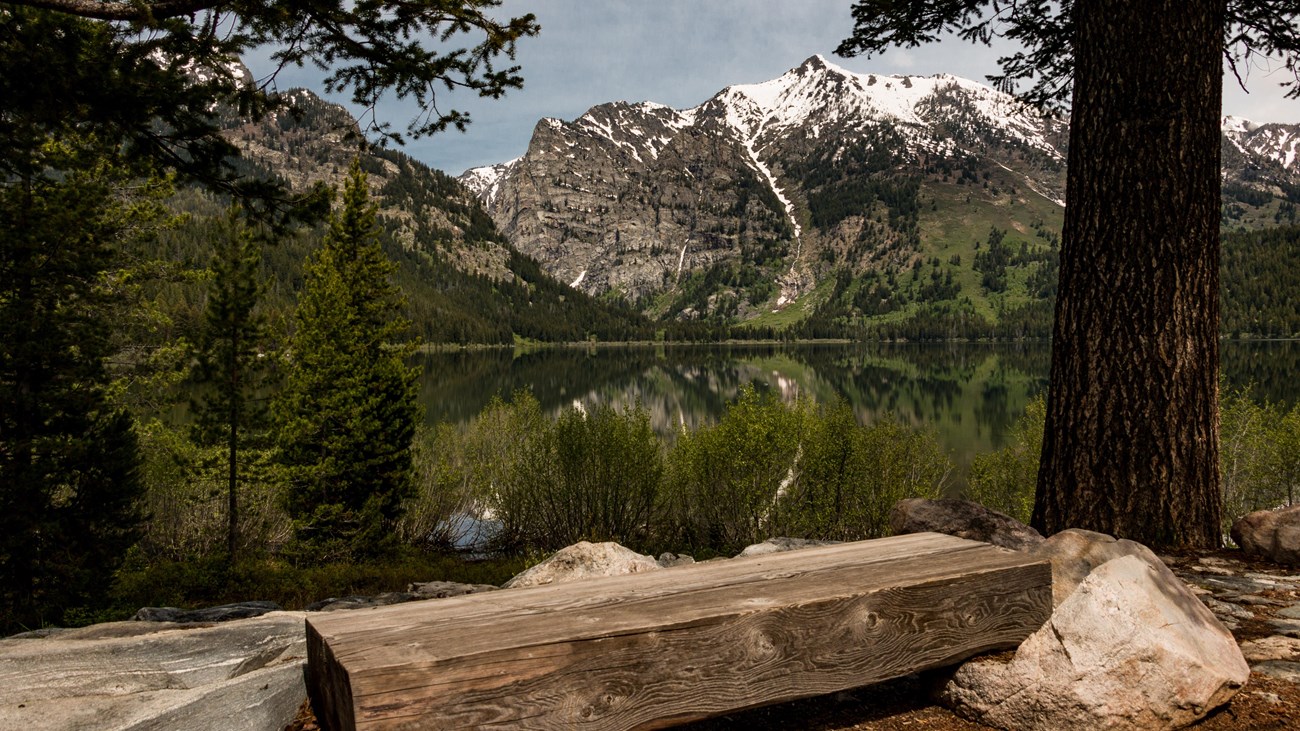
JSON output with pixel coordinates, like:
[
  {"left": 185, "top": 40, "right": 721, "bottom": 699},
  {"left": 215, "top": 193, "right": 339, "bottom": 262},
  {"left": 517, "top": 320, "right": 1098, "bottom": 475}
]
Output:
[
  {"left": 910, "top": 175, "right": 1065, "bottom": 322},
  {"left": 742, "top": 276, "right": 836, "bottom": 330},
  {"left": 91, "top": 551, "right": 534, "bottom": 625}
]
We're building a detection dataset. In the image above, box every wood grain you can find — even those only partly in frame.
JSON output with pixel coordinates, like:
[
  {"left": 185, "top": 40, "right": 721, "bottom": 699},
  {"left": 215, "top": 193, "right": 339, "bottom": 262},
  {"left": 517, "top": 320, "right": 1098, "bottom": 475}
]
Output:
[{"left": 307, "top": 533, "right": 1051, "bottom": 730}]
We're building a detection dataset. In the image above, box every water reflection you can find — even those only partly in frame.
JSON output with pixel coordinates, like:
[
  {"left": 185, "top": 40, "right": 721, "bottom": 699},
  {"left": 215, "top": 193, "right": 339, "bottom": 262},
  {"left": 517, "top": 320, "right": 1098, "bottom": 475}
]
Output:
[{"left": 415, "top": 341, "right": 1300, "bottom": 478}]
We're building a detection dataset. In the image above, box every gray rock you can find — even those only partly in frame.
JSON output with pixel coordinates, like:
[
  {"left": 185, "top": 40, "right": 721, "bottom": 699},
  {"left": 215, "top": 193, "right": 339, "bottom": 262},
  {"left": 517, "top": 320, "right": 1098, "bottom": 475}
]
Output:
[
  {"left": 1231, "top": 505, "right": 1300, "bottom": 565},
  {"left": 1184, "top": 573, "right": 1280, "bottom": 597},
  {"left": 656, "top": 552, "right": 696, "bottom": 568},
  {"left": 939, "top": 555, "right": 1248, "bottom": 731},
  {"left": 408, "top": 580, "right": 499, "bottom": 598},
  {"left": 1277, "top": 602, "right": 1300, "bottom": 619},
  {"left": 0, "top": 611, "right": 307, "bottom": 731},
  {"left": 1029, "top": 528, "right": 1176, "bottom": 608},
  {"left": 889, "top": 498, "right": 1044, "bottom": 551},
  {"left": 133, "top": 600, "right": 281, "bottom": 623},
  {"left": 1203, "top": 596, "right": 1257, "bottom": 621},
  {"left": 306, "top": 593, "right": 419, "bottom": 612},
  {"left": 737, "top": 537, "right": 839, "bottom": 557},
  {"left": 1235, "top": 594, "right": 1287, "bottom": 606},
  {"left": 1270, "top": 618, "right": 1300, "bottom": 638},
  {"left": 503, "top": 541, "right": 660, "bottom": 589}
]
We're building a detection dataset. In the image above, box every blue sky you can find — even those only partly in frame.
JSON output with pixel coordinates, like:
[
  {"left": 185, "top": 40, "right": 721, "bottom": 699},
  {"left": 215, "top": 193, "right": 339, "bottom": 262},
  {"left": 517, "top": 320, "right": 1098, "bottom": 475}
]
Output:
[{"left": 247, "top": 0, "right": 1300, "bottom": 176}]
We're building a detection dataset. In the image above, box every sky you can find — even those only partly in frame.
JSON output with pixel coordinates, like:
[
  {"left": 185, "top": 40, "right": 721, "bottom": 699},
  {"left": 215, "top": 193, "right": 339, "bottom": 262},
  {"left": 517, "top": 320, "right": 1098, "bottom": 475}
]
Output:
[{"left": 246, "top": 0, "right": 1300, "bottom": 177}]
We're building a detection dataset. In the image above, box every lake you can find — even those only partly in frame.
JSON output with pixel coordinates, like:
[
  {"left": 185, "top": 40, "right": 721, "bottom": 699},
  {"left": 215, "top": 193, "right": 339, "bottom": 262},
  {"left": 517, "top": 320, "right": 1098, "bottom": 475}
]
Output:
[{"left": 414, "top": 341, "right": 1300, "bottom": 483}]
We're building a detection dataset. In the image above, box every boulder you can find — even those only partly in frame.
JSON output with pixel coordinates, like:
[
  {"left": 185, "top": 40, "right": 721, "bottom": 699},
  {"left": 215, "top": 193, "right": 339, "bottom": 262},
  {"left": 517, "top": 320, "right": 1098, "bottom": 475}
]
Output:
[
  {"left": 939, "top": 555, "right": 1249, "bottom": 731},
  {"left": 1232, "top": 505, "right": 1300, "bottom": 565},
  {"left": 0, "top": 611, "right": 307, "bottom": 731},
  {"left": 889, "top": 498, "right": 1044, "bottom": 551},
  {"left": 1029, "top": 528, "right": 1176, "bottom": 608},
  {"left": 656, "top": 552, "right": 696, "bottom": 568},
  {"left": 737, "top": 537, "right": 839, "bottom": 557},
  {"left": 503, "top": 541, "right": 660, "bottom": 589}
]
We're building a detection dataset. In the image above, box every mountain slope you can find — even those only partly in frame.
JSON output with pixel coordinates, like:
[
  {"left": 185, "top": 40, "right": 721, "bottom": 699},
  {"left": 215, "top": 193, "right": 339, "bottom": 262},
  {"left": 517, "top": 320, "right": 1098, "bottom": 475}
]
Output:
[
  {"left": 153, "top": 86, "right": 651, "bottom": 345},
  {"left": 463, "top": 55, "right": 1299, "bottom": 332}
]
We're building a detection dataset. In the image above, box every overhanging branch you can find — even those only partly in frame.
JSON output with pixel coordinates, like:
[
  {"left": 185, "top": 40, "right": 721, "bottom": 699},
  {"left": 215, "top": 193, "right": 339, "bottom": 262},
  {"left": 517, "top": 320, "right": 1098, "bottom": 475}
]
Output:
[{"left": 5, "top": 0, "right": 221, "bottom": 22}]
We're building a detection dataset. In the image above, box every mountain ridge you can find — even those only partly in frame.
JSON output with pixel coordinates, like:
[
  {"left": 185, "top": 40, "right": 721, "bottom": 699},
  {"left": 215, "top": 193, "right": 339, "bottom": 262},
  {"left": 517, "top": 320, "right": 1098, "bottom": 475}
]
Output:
[{"left": 460, "top": 55, "right": 1299, "bottom": 329}]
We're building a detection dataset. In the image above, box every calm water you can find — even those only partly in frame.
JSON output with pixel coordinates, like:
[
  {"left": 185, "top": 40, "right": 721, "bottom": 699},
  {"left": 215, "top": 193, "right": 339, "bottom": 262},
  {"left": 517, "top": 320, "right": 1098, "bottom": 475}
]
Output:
[{"left": 414, "top": 341, "right": 1300, "bottom": 478}]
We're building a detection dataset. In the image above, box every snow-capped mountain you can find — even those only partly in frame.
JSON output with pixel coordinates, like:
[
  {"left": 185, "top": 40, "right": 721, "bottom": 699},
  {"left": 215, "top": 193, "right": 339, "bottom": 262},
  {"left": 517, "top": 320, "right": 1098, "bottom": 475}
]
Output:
[
  {"left": 1223, "top": 116, "right": 1300, "bottom": 171},
  {"left": 462, "top": 55, "right": 1294, "bottom": 321}
]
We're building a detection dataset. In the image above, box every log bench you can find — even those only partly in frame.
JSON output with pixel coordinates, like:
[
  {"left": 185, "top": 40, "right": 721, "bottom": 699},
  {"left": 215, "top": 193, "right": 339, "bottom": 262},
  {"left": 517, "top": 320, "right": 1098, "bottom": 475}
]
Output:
[{"left": 305, "top": 532, "right": 1052, "bottom": 730}]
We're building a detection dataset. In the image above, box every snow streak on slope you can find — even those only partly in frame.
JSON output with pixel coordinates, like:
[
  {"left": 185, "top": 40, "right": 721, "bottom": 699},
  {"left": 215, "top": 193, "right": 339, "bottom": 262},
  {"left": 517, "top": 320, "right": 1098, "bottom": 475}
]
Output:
[{"left": 717, "top": 90, "right": 803, "bottom": 240}]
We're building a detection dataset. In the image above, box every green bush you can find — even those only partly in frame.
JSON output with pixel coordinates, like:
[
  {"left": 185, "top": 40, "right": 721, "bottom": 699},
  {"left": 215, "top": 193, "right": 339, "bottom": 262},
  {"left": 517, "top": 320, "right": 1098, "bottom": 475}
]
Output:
[
  {"left": 781, "top": 400, "right": 950, "bottom": 540},
  {"left": 664, "top": 385, "right": 806, "bottom": 553},
  {"left": 966, "top": 396, "right": 1045, "bottom": 524},
  {"left": 400, "top": 423, "right": 488, "bottom": 551},
  {"left": 1220, "top": 385, "right": 1300, "bottom": 535},
  {"left": 493, "top": 400, "right": 664, "bottom": 552},
  {"left": 109, "top": 552, "right": 531, "bottom": 619}
]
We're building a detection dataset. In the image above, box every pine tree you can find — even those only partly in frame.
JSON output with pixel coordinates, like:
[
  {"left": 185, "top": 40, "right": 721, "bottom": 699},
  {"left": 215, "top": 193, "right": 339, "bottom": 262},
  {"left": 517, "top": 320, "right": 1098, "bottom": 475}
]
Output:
[
  {"left": 0, "top": 139, "right": 149, "bottom": 631},
  {"left": 191, "top": 210, "right": 271, "bottom": 563},
  {"left": 274, "top": 161, "right": 420, "bottom": 562}
]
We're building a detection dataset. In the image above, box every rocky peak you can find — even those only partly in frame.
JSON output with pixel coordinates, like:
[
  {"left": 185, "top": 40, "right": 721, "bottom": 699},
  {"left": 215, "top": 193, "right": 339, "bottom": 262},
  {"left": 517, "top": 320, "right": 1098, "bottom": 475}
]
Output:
[
  {"left": 461, "top": 57, "right": 1297, "bottom": 324},
  {"left": 1224, "top": 116, "right": 1300, "bottom": 173}
]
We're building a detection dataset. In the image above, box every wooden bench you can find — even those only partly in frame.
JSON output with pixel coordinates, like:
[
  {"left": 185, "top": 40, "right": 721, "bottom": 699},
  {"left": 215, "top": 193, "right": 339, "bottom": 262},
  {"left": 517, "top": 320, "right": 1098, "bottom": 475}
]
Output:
[{"left": 306, "top": 532, "right": 1051, "bottom": 730}]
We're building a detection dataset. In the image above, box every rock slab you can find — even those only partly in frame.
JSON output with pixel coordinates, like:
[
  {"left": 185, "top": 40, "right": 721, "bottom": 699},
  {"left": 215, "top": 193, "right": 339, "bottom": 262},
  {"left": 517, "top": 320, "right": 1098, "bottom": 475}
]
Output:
[
  {"left": 0, "top": 611, "right": 307, "bottom": 731},
  {"left": 939, "top": 555, "right": 1249, "bottom": 731},
  {"left": 737, "top": 537, "right": 839, "bottom": 557}
]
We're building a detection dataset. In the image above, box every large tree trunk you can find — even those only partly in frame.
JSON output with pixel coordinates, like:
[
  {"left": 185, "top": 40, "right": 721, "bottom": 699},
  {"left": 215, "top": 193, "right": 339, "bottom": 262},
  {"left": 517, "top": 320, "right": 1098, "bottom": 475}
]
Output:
[{"left": 1032, "top": 0, "right": 1224, "bottom": 548}]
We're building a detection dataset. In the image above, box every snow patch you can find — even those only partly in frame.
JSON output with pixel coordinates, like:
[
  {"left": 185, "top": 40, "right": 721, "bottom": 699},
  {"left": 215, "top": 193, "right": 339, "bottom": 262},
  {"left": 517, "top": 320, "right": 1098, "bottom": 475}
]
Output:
[
  {"left": 460, "top": 157, "right": 520, "bottom": 206},
  {"left": 570, "top": 270, "right": 587, "bottom": 288}
]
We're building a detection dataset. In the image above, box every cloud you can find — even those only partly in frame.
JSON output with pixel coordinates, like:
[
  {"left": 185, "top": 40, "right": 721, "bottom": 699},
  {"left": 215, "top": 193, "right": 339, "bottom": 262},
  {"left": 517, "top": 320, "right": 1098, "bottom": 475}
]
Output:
[{"left": 243, "top": 0, "right": 1299, "bottom": 175}]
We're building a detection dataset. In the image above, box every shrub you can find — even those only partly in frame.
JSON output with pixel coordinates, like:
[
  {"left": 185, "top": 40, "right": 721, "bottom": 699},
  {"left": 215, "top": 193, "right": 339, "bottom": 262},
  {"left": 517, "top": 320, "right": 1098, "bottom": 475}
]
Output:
[
  {"left": 966, "top": 396, "right": 1045, "bottom": 524},
  {"left": 493, "top": 401, "right": 664, "bottom": 552},
  {"left": 400, "top": 423, "right": 488, "bottom": 551},
  {"left": 781, "top": 400, "right": 950, "bottom": 540},
  {"left": 136, "top": 418, "right": 287, "bottom": 562},
  {"left": 664, "top": 385, "right": 805, "bottom": 553},
  {"left": 1220, "top": 385, "right": 1300, "bottom": 535}
]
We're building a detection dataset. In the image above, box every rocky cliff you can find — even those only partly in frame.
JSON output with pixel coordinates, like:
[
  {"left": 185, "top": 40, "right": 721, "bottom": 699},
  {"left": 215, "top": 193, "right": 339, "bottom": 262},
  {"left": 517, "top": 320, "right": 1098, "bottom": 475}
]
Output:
[{"left": 464, "top": 55, "right": 1300, "bottom": 325}]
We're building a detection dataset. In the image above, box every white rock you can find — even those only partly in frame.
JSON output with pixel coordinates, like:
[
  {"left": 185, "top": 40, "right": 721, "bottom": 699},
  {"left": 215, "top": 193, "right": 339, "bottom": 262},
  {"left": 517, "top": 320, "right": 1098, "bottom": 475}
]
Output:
[
  {"left": 939, "top": 555, "right": 1249, "bottom": 731},
  {"left": 503, "top": 541, "right": 660, "bottom": 588},
  {"left": 737, "top": 537, "right": 838, "bottom": 557},
  {"left": 1030, "top": 528, "right": 1174, "bottom": 608}
]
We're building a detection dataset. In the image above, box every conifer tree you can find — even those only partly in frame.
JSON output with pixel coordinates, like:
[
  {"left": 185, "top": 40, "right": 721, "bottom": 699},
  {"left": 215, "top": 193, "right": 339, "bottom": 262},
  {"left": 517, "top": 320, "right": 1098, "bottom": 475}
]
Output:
[
  {"left": 0, "top": 138, "right": 149, "bottom": 631},
  {"left": 274, "top": 161, "right": 420, "bottom": 562},
  {"left": 191, "top": 210, "right": 271, "bottom": 563}
]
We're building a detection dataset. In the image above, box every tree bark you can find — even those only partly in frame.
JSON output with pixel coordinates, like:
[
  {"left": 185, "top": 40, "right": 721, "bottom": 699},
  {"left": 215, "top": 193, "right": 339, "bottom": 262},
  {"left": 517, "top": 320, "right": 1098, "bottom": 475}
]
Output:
[{"left": 1032, "top": 0, "right": 1224, "bottom": 548}]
